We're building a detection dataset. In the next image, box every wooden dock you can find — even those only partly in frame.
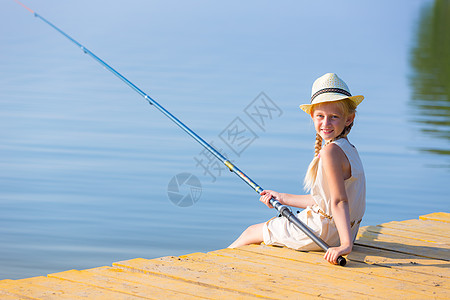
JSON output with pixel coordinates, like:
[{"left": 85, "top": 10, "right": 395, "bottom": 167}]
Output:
[{"left": 1, "top": 212, "right": 448, "bottom": 299}]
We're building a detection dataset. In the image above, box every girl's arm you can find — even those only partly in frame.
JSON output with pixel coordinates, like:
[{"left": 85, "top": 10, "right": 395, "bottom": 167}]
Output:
[
  {"left": 260, "top": 190, "right": 315, "bottom": 209},
  {"left": 320, "top": 143, "right": 353, "bottom": 264}
]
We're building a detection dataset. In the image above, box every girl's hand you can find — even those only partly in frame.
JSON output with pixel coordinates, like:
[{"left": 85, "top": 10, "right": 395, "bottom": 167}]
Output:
[
  {"left": 259, "top": 190, "right": 283, "bottom": 208},
  {"left": 324, "top": 244, "right": 352, "bottom": 265}
]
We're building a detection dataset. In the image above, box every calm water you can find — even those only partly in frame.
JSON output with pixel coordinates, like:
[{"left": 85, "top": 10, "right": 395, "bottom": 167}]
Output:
[{"left": 1, "top": 0, "right": 448, "bottom": 279}]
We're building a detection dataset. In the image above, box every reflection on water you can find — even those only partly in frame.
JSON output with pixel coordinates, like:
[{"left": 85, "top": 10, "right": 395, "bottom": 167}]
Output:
[{"left": 409, "top": 0, "right": 450, "bottom": 156}]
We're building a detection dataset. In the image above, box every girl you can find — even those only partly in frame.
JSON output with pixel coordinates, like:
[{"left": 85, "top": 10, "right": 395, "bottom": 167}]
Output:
[{"left": 228, "top": 73, "right": 366, "bottom": 265}]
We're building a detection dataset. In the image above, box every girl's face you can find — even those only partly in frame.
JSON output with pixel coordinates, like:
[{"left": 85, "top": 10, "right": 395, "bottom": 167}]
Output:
[{"left": 311, "top": 102, "right": 355, "bottom": 142}]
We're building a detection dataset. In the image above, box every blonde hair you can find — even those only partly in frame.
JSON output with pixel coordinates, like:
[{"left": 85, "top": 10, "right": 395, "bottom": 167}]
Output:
[{"left": 303, "top": 100, "right": 357, "bottom": 191}]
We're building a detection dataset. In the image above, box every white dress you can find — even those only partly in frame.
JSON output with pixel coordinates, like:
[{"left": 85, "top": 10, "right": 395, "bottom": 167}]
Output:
[{"left": 262, "top": 138, "right": 366, "bottom": 250}]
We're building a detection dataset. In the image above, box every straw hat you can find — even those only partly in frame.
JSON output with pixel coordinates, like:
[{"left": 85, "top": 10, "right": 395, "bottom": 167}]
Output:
[{"left": 300, "top": 73, "right": 364, "bottom": 114}]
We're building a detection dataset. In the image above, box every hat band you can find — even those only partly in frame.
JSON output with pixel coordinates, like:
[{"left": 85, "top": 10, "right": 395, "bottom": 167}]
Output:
[{"left": 310, "top": 88, "right": 352, "bottom": 103}]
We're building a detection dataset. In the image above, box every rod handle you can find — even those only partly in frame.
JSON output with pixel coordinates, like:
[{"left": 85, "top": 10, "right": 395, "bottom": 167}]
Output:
[{"left": 337, "top": 256, "right": 346, "bottom": 266}]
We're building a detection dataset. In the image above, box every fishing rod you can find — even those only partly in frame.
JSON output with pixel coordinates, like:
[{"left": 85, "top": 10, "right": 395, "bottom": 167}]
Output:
[{"left": 15, "top": 0, "right": 346, "bottom": 266}]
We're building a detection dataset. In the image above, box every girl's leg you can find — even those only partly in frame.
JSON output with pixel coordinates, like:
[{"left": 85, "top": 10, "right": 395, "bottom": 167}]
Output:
[{"left": 228, "top": 222, "right": 265, "bottom": 248}]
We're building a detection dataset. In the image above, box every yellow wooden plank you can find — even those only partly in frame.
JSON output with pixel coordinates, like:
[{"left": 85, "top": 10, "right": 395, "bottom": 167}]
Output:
[
  {"left": 366, "top": 225, "right": 450, "bottom": 245},
  {"left": 88, "top": 266, "right": 256, "bottom": 300},
  {"left": 0, "top": 281, "right": 40, "bottom": 300},
  {"left": 19, "top": 275, "right": 144, "bottom": 299},
  {"left": 134, "top": 251, "right": 435, "bottom": 299},
  {"left": 113, "top": 257, "right": 318, "bottom": 299},
  {"left": 181, "top": 252, "right": 387, "bottom": 299},
  {"left": 1, "top": 212, "right": 449, "bottom": 299},
  {"left": 232, "top": 245, "right": 450, "bottom": 287},
  {"left": 420, "top": 212, "right": 450, "bottom": 223},
  {"left": 113, "top": 257, "right": 351, "bottom": 299},
  {"left": 356, "top": 228, "right": 450, "bottom": 260},
  {"left": 349, "top": 244, "right": 450, "bottom": 279},
  {"left": 49, "top": 269, "right": 209, "bottom": 300},
  {"left": 0, "top": 288, "right": 37, "bottom": 300},
  {"left": 237, "top": 244, "right": 449, "bottom": 291},
  {"left": 207, "top": 248, "right": 447, "bottom": 298},
  {"left": 0, "top": 277, "right": 82, "bottom": 299},
  {"left": 380, "top": 219, "right": 450, "bottom": 239}
]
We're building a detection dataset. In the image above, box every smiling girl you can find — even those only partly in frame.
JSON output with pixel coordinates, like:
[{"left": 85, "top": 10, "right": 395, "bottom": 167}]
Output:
[{"left": 229, "top": 73, "right": 366, "bottom": 265}]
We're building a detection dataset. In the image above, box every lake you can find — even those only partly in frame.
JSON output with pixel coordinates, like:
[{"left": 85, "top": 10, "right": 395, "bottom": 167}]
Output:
[{"left": 0, "top": 0, "right": 448, "bottom": 279}]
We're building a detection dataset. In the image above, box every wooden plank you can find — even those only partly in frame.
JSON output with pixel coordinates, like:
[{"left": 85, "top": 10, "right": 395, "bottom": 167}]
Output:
[
  {"left": 48, "top": 269, "right": 203, "bottom": 300},
  {"left": 380, "top": 219, "right": 450, "bottom": 239},
  {"left": 349, "top": 244, "right": 450, "bottom": 279},
  {"left": 356, "top": 228, "right": 450, "bottom": 260},
  {"left": 238, "top": 244, "right": 449, "bottom": 290},
  {"left": 88, "top": 266, "right": 255, "bottom": 300},
  {"left": 113, "top": 257, "right": 327, "bottom": 299},
  {"left": 179, "top": 252, "right": 395, "bottom": 299},
  {"left": 420, "top": 212, "right": 450, "bottom": 223},
  {"left": 18, "top": 275, "right": 144, "bottom": 299},
  {"left": 0, "top": 280, "right": 39, "bottom": 300},
  {"left": 114, "top": 256, "right": 359, "bottom": 299},
  {"left": 0, "top": 289, "right": 36, "bottom": 300},
  {"left": 207, "top": 248, "right": 447, "bottom": 298},
  {"left": 1, "top": 212, "right": 449, "bottom": 299},
  {"left": 113, "top": 257, "right": 289, "bottom": 300},
  {"left": 366, "top": 225, "right": 450, "bottom": 245},
  {"left": 0, "top": 277, "right": 84, "bottom": 299}
]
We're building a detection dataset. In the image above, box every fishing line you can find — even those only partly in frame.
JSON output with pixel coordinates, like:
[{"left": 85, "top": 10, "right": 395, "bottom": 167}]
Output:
[{"left": 14, "top": 0, "right": 346, "bottom": 266}]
